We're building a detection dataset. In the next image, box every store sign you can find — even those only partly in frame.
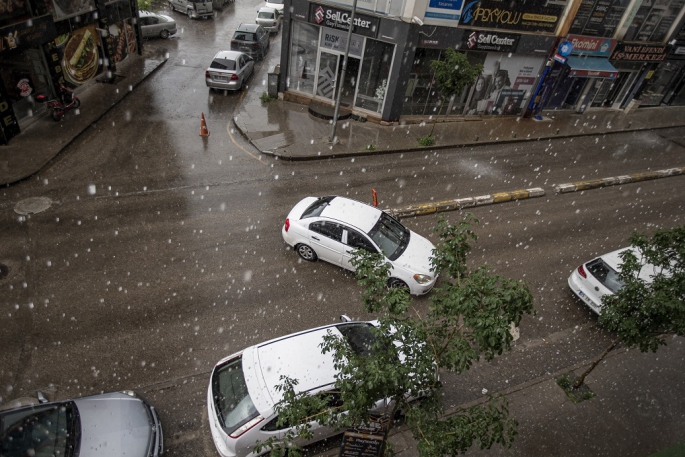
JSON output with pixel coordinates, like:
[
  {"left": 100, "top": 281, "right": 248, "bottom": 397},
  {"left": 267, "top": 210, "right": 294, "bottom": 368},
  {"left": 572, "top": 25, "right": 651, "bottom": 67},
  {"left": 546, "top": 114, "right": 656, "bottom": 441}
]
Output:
[
  {"left": 320, "top": 27, "right": 363, "bottom": 56},
  {"left": 567, "top": 35, "right": 616, "bottom": 57},
  {"left": 463, "top": 30, "right": 519, "bottom": 52},
  {"left": 569, "top": 68, "right": 617, "bottom": 78},
  {"left": 570, "top": 0, "right": 628, "bottom": 38},
  {"left": 309, "top": 3, "right": 379, "bottom": 38},
  {"left": 0, "top": 15, "right": 58, "bottom": 54},
  {"left": 459, "top": 0, "right": 565, "bottom": 33},
  {"left": 610, "top": 43, "right": 669, "bottom": 62}
]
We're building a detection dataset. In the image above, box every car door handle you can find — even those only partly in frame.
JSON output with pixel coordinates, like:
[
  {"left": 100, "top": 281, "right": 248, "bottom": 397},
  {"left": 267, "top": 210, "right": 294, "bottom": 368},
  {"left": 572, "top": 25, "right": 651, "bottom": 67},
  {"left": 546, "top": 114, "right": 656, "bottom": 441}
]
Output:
[
  {"left": 312, "top": 236, "right": 320, "bottom": 241},
  {"left": 345, "top": 250, "right": 352, "bottom": 253}
]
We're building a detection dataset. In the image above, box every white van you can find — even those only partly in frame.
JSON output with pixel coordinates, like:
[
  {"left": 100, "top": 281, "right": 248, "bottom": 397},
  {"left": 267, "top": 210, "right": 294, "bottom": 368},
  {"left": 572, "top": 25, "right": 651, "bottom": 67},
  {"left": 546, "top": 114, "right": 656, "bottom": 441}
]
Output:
[{"left": 168, "top": 0, "right": 213, "bottom": 18}]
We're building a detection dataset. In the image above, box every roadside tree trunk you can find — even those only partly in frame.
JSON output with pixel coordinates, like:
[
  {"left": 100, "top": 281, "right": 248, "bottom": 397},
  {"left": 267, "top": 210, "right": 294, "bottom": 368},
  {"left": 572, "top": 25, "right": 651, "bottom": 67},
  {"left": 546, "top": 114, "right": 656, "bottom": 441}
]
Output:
[{"left": 573, "top": 337, "right": 621, "bottom": 389}]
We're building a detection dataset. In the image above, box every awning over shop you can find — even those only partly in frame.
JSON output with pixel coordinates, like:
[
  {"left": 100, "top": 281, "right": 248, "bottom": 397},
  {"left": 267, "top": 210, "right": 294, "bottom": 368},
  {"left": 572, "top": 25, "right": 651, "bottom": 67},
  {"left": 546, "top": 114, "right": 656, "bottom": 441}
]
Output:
[{"left": 566, "top": 56, "right": 619, "bottom": 78}]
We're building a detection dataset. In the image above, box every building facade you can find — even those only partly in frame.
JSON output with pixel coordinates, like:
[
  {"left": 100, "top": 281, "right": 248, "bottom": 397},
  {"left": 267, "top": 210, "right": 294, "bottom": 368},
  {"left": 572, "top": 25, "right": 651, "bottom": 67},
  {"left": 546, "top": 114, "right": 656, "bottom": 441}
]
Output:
[{"left": 278, "top": 0, "right": 685, "bottom": 123}]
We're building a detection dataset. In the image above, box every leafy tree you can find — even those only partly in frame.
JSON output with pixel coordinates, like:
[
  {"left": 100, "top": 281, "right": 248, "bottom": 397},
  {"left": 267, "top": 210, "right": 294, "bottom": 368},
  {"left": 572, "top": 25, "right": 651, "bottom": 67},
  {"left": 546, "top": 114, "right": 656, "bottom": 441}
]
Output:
[
  {"left": 138, "top": 0, "right": 152, "bottom": 11},
  {"left": 426, "top": 49, "right": 483, "bottom": 138},
  {"left": 254, "top": 213, "right": 535, "bottom": 457},
  {"left": 573, "top": 225, "right": 685, "bottom": 389}
]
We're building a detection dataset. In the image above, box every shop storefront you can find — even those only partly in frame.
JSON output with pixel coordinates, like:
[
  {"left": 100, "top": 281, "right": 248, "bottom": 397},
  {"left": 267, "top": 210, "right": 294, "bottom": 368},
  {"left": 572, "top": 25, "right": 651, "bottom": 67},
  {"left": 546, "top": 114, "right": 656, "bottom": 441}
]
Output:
[
  {"left": 539, "top": 36, "right": 620, "bottom": 112},
  {"left": 282, "top": 1, "right": 399, "bottom": 118},
  {"left": 610, "top": 42, "right": 671, "bottom": 107}
]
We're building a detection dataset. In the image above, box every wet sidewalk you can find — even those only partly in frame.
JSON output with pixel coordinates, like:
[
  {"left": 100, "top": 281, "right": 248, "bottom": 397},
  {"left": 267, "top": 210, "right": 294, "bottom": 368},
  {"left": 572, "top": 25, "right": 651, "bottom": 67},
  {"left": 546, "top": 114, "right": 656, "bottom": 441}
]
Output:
[
  {"left": 0, "top": 47, "right": 167, "bottom": 187},
  {"left": 234, "top": 77, "right": 685, "bottom": 160}
]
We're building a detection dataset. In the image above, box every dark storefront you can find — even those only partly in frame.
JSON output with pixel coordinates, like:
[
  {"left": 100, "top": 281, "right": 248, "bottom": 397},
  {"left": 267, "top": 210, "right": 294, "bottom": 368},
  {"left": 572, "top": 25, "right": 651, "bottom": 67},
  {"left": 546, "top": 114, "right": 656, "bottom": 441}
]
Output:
[{"left": 610, "top": 43, "right": 671, "bottom": 107}]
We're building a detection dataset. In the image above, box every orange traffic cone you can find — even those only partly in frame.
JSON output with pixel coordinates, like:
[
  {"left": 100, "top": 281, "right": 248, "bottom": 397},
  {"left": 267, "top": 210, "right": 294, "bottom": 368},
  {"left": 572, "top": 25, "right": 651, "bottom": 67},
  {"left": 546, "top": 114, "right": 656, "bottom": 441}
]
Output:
[{"left": 200, "top": 112, "right": 210, "bottom": 137}]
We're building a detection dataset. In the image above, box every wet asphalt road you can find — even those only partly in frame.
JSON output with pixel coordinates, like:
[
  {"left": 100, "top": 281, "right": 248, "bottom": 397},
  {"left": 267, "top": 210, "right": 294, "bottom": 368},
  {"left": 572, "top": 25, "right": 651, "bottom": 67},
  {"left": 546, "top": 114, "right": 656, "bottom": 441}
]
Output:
[{"left": 1, "top": 4, "right": 685, "bottom": 455}]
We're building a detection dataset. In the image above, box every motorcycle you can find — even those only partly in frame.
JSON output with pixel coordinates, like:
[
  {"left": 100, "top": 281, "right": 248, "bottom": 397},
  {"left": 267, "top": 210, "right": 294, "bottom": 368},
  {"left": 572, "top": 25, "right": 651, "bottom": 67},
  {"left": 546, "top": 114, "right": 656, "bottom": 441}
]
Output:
[{"left": 35, "top": 86, "right": 81, "bottom": 121}]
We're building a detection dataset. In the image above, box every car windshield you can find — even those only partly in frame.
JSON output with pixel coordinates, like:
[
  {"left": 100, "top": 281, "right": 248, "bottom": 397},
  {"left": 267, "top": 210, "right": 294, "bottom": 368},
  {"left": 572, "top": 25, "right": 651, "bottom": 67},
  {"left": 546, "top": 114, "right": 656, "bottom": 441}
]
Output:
[
  {"left": 368, "top": 213, "right": 410, "bottom": 261},
  {"left": 0, "top": 402, "right": 79, "bottom": 457},
  {"left": 302, "top": 196, "right": 336, "bottom": 219},
  {"left": 587, "top": 258, "right": 625, "bottom": 293},
  {"left": 212, "top": 357, "right": 259, "bottom": 434},
  {"left": 268, "top": 0, "right": 284, "bottom": 4},
  {"left": 233, "top": 32, "right": 255, "bottom": 41},
  {"left": 258, "top": 11, "right": 274, "bottom": 18},
  {"left": 210, "top": 59, "right": 236, "bottom": 71}
]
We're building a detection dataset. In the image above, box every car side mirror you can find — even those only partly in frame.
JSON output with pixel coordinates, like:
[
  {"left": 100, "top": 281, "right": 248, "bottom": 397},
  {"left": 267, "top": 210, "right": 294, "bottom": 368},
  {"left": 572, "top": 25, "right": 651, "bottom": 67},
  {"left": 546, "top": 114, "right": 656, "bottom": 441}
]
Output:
[
  {"left": 36, "top": 391, "right": 49, "bottom": 404},
  {"left": 340, "top": 314, "right": 351, "bottom": 322}
]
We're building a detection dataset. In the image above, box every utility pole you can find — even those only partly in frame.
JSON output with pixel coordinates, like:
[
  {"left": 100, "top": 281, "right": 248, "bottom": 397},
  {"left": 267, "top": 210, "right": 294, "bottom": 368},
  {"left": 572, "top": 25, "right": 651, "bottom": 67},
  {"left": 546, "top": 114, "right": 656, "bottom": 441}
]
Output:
[{"left": 329, "top": 0, "right": 358, "bottom": 143}]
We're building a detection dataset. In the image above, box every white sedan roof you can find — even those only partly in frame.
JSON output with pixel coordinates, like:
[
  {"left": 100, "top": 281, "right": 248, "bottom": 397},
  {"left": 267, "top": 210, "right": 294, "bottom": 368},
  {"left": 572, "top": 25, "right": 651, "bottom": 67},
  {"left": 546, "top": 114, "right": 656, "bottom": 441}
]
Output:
[{"left": 321, "top": 196, "right": 382, "bottom": 234}]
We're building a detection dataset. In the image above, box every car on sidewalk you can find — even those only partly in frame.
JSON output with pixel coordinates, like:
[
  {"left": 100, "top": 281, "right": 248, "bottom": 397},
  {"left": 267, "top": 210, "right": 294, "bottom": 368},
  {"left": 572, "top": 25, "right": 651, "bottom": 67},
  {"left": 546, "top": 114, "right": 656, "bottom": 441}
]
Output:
[
  {"left": 255, "top": 7, "right": 281, "bottom": 33},
  {"left": 138, "top": 10, "right": 177, "bottom": 39},
  {"left": 168, "top": 0, "right": 213, "bottom": 18},
  {"left": 207, "top": 315, "right": 419, "bottom": 457},
  {"left": 230, "top": 23, "right": 270, "bottom": 60},
  {"left": 0, "top": 389, "right": 163, "bottom": 457},
  {"left": 281, "top": 195, "right": 437, "bottom": 295},
  {"left": 206, "top": 51, "right": 255, "bottom": 91},
  {"left": 568, "top": 247, "right": 656, "bottom": 314}
]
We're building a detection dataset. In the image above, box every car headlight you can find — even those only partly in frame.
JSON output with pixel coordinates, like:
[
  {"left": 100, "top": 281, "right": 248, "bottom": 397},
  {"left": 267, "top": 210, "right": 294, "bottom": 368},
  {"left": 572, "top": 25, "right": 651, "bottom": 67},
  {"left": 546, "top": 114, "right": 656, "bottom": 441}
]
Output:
[{"left": 413, "top": 274, "right": 433, "bottom": 284}]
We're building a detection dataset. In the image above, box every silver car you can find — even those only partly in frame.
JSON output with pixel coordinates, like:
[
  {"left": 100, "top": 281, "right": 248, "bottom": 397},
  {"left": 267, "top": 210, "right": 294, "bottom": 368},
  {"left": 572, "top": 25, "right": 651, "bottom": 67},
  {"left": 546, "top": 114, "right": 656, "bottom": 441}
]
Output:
[
  {"left": 255, "top": 7, "right": 281, "bottom": 33},
  {"left": 139, "top": 10, "right": 177, "bottom": 39},
  {"left": 205, "top": 51, "right": 255, "bottom": 91},
  {"left": 0, "top": 390, "right": 163, "bottom": 457}
]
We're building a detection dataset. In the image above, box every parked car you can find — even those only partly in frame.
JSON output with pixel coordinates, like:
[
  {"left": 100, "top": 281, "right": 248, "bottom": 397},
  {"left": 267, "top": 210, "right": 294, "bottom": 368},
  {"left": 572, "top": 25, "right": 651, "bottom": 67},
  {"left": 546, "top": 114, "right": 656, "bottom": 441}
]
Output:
[
  {"left": 207, "top": 316, "right": 400, "bottom": 457},
  {"left": 264, "top": 0, "right": 284, "bottom": 15},
  {"left": 255, "top": 7, "right": 281, "bottom": 33},
  {"left": 0, "top": 390, "right": 163, "bottom": 457},
  {"left": 230, "top": 23, "right": 270, "bottom": 60},
  {"left": 281, "top": 196, "right": 437, "bottom": 295},
  {"left": 139, "top": 10, "right": 177, "bottom": 39},
  {"left": 568, "top": 247, "right": 656, "bottom": 314},
  {"left": 168, "top": 0, "right": 213, "bottom": 18},
  {"left": 206, "top": 51, "right": 254, "bottom": 91}
]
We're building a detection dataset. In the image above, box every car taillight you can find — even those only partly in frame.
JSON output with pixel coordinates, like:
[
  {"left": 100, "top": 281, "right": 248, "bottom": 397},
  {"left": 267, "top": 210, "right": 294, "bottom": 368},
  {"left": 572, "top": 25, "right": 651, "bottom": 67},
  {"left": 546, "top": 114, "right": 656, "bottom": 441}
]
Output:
[
  {"left": 273, "top": 21, "right": 277, "bottom": 26},
  {"left": 284, "top": 218, "right": 290, "bottom": 232},
  {"left": 205, "top": 70, "right": 209, "bottom": 78},
  {"left": 231, "top": 73, "right": 238, "bottom": 81},
  {"left": 229, "top": 416, "right": 264, "bottom": 438},
  {"left": 577, "top": 265, "right": 587, "bottom": 278}
]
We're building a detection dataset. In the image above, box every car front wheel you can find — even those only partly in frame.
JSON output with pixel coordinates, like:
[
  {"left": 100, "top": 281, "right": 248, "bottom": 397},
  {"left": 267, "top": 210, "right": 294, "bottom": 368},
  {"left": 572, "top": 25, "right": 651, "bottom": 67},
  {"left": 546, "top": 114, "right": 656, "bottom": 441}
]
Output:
[
  {"left": 387, "top": 278, "right": 409, "bottom": 291},
  {"left": 297, "top": 244, "right": 317, "bottom": 262},
  {"left": 160, "top": 29, "right": 169, "bottom": 39}
]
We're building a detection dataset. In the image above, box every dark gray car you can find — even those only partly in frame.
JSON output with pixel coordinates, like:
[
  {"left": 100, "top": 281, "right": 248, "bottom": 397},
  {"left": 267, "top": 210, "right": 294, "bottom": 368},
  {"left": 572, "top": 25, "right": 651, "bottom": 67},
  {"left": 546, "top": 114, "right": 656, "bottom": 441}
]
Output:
[
  {"left": 230, "top": 23, "right": 270, "bottom": 60},
  {"left": 0, "top": 390, "right": 163, "bottom": 457},
  {"left": 139, "top": 10, "right": 177, "bottom": 39}
]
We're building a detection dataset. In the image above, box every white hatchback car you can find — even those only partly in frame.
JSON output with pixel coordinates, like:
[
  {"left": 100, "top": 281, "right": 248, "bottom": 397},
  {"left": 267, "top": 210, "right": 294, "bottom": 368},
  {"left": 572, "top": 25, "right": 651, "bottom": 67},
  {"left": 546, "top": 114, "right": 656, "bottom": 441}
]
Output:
[
  {"left": 282, "top": 196, "right": 437, "bottom": 295},
  {"left": 568, "top": 247, "right": 656, "bottom": 314},
  {"left": 207, "top": 318, "right": 388, "bottom": 457}
]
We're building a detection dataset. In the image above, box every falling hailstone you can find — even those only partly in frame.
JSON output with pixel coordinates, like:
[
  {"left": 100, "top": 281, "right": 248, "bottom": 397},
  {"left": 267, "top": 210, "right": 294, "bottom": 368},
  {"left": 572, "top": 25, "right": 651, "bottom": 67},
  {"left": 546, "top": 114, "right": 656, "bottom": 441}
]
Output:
[{"left": 88, "top": 185, "right": 96, "bottom": 195}]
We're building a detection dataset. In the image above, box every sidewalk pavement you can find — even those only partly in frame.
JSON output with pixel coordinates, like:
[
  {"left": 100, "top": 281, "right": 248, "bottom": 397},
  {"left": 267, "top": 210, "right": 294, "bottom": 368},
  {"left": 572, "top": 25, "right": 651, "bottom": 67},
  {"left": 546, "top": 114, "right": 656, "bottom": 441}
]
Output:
[
  {"left": 3, "top": 50, "right": 685, "bottom": 457},
  {"left": 0, "top": 47, "right": 168, "bottom": 187}
]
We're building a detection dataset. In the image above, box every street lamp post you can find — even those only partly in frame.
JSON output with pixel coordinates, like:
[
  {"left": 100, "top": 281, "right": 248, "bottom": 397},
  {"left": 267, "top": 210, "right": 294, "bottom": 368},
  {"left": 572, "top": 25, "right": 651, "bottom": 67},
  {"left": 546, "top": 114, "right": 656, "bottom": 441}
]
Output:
[{"left": 329, "top": 0, "right": 358, "bottom": 143}]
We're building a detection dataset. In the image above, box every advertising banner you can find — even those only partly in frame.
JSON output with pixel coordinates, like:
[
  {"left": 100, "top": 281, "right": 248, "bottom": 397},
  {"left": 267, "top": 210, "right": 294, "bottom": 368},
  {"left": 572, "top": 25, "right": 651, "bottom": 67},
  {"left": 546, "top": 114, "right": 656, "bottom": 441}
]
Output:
[
  {"left": 610, "top": 43, "right": 670, "bottom": 61},
  {"left": 0, "top": 78, "right": 20, "bottom": 145},
  {"left": 320, "top": 27, "right": 363, "bottom": 56},
  {"left": 459, "top": 0, "right": 566, "bottom": 34},
  {"left": 570, "top": 0, "right": 629, "bottom": 38},
  {"left": 309, "top": 3, "right": 379, "bottom": 38},
  {"left": 424, "top": 0, "right": 464, "bottom": 25},
  {"left": 567, "top": 35, "right": 617, "bottom": 57},
  {"left": 47, "top": 24, "right": 104, "bottom": 88}
]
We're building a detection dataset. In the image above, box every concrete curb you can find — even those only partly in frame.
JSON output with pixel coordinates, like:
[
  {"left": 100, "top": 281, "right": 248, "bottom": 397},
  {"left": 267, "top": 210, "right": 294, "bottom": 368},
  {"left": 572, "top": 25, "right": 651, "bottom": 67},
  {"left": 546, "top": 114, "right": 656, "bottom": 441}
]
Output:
[
  {"left": 388, "top": 188, "right": 545, "bottom": 218},
  {"left": 555, "top": 166, "right": 685, "bottom": 193}
]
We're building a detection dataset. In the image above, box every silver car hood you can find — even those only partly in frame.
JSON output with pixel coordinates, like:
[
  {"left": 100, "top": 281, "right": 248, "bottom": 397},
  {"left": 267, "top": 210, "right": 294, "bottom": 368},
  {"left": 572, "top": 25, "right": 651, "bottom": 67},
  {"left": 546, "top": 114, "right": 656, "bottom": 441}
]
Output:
[{"left": 73, "top": 392, "right": 152, "bottom": 457}]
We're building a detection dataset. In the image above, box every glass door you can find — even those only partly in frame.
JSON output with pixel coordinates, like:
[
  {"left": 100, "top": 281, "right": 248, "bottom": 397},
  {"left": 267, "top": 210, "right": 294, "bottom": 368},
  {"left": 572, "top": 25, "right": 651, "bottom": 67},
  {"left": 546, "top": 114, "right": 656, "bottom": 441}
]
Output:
[
  {"left": 316, "top": 52, "right": 338, "bottom": 99},
  {"left": 337, "top": 55, "right": 360, "bottom": 107}
]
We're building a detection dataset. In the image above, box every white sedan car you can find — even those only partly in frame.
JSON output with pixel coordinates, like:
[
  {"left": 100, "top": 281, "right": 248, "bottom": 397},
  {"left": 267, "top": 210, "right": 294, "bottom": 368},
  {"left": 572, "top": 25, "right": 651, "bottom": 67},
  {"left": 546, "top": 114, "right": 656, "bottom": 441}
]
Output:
[
  {"left": 282, "top": 196, "right": 437, "bottom": 295},
  {"left": 568, "top": 247, "right": 656, "bottom": 314},
  {"left": 207, "top": 317, "right": 389, "bottom": 457}
]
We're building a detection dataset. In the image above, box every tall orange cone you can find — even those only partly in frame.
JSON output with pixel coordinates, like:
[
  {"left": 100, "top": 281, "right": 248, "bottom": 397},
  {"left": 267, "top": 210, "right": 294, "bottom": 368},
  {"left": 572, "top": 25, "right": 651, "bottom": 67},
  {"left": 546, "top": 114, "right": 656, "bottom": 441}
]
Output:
[{"left": 200, "top": 112, "right": 210, "bottom": 137}]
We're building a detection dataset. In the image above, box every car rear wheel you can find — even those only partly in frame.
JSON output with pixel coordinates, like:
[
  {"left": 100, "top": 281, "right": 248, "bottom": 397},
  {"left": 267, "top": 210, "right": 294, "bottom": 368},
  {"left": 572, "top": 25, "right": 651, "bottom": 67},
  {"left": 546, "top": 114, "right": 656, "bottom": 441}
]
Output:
[
  {"left": 297, "top": 244, "right": 317, "bottom": 262},
  {"left": 187, "top": 8, "right": 193, "bottom": 17},
  {"left": 160, "top": 29, "right": 169, "bottom": 39},
  {"left": 387, "top": 278, "right": 409, "bottom": 291}
]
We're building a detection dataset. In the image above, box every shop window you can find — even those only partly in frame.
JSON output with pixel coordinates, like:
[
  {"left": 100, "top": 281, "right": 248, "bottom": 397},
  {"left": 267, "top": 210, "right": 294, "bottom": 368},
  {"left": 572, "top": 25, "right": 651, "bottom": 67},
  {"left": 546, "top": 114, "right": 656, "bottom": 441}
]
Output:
[
  {"left": 401, "top": 48, "right": 445, "bottom": 116},
  {"left": 355, "top": 40, "right": 394, "bottom": 114},
  {"left": 288, "top": 21, "right": 319, "bottom": 95}
]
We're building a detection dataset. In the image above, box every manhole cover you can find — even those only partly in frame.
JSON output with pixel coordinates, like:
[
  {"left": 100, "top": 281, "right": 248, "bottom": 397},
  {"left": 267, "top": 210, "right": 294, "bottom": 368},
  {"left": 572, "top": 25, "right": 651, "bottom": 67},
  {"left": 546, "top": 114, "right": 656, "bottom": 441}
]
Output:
[
  {"left": 14, "top": 197, "right": 52, "bottom": 215},
  {"left": 0, "top": 263, "right": 7, "bottom": 280}
]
